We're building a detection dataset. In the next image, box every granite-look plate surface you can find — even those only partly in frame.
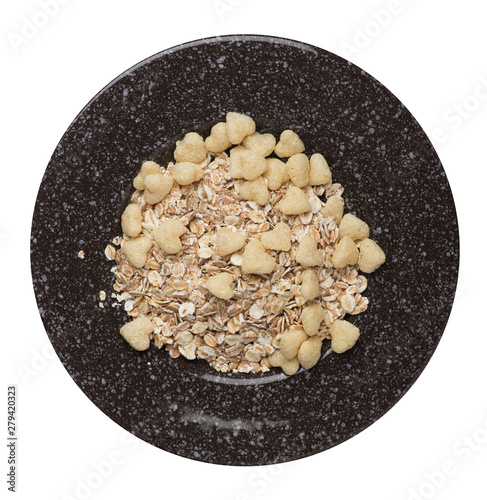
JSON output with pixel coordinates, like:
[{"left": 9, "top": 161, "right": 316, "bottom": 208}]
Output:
[{"left": 31, "top": 35, "right": 459, "bottom": 466}]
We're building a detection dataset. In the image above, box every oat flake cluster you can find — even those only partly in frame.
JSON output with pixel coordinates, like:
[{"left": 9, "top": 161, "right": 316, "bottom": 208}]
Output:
[{"left": 104, "top": 112, "right": 386, "bottom": 376}]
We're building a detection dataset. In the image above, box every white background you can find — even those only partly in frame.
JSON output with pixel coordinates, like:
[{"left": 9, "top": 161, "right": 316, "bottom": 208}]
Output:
[{"left": 1, "top": 1, "right": 486, "bottom": 499}]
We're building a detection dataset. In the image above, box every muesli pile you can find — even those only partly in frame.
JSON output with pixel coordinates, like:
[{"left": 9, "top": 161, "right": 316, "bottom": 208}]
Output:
[{"left": 104, "top": 112, "right": 386, "bottom": 376}]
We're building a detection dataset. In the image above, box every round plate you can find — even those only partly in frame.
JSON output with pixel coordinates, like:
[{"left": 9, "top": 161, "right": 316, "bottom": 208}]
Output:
[{"left": 31, "top": 35, "right": 459, "bottom": 465}]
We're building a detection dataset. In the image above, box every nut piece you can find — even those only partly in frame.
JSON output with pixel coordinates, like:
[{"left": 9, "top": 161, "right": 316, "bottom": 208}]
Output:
[
  {"left": 235, "top": 149, "right": 268, "bottom": 180},
  {"left": 122, "top": 236, "right": 153, "bottom": 268},
  {"left": 296, "top": 235, "right": 323, "bottom": 267},
  {"left": 301, "top": 303, "right": 325, "bottom": 336},
  {"left": 263, "top": 158, "right": 289, "bottom": 190},
  {"left": 274, "top": 129, "right": 305, "bottom": 158},
  {"left": 286, "top": 153, "right": 309, "bottom": 188},
  {"left": 239, "top": 177, "right": 269, "bottom": 206},
  {"left": 174, "top": 132, "right": 207, "bottom": 163},
  {"left": 339, "top": 213, "right": 370, "bottom": 241},
  {"left": 226, "top": 112, "right": 256, "bottom": 144},
  {"left": 216, "top": 227, "right": 246, "bottom": 256},
  {"left": 309, "top": 153, "right": 332, "bottom": 186},
  {"left": 133, "top": 161, "right": 161, "bottom": 190},
  {"left": 169, "top": 162, "right": 205, "bottom": 185},
  {"left": 277, "top": 186, "right": 311, "bottom": 215},
  {"left": 279, "top": 327, "right": 308, "bottom": 360},
  {"left": 330, "top": 319, "right": 360, "bottom": 354},
  {"left": 261, "top": 222, "right": 291, "bottom": 251},
  {"left": 152, "top": 219, "right": 185, "bottom": 254},
  {"left": 332, "top": 235, "right": 359, "bottom": 268},
  {"left": 298, "top": 336, "right": 323, "bottom": 370},
  {"left": 121, "top": 204, "right": 142, "bottom": 238},
  {"left": 205, "top": 122, "right": 232, "bottom": 153},
  {"left": 242, "top": 132, "right": 276, "bottom": 157},
  {"left": 268, "top": 350, "right": 300, "bottom": 376},
  {"left": 120, "top": 317, "right": 154, "bottom": 351},
  {"left": 205, "top": 272, "right": 235, "bottom": 300},
  {"left": 320, "top": 195, "right": 344, "bottom": 223},
  {"left": 143, "top": 174, "right": 173, "bottom": 204},
  {"left": 301, "top": 269, "right": 320, "bottom": 301},
  {"left": 357, "top": 238, "right": 386, "bottom": 273},
  {"left": 241, "top": 239, "right": 276, "bottom": 274}
]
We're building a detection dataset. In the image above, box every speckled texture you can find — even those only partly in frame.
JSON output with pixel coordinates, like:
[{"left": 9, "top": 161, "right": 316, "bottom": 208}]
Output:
[{"left": 31, "top": 35, "right": 459, "bottom": 465}]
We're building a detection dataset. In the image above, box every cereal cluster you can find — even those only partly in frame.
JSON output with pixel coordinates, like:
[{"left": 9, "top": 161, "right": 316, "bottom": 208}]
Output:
[{"left": 106, "top": 112, "right": 386, "bottom": 376}]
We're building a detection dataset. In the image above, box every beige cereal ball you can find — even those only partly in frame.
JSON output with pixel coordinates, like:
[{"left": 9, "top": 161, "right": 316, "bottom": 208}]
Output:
[
  {"left": 298, "top": 336, "right": 323, "bottom": 370},
  {"left": 286, "top": 153, "right": 310, "bottom": 188},
  {"left": 279, "top": 327, "right": 308, "bottom": 360},
  {"left": 263, "top": 158, "right": 289, "bottom": 190},
  {"left": 320, "top": 195, "right": 344, "bottom": 223},
  {"left": 261, "top": 222, "right": 292, "bottom": 251},
  {"left": 296, "top": 235, "right": 323, "bottom": 267},
  {"left": 226, "top": 112, "right": 256, "bottom": 144},
  {"left": 152, "top": 219, "right": 185, "bottom": 255},
  {"left": 174, "top": 132, "right": 207, "bottom": 163},
  {"left": 216, "top": 227, "right": 246, "bottom": 256},
  {"left": 239, "top": 149, "right": 268, "bottom": 180},
  {"left": 339, "top": 213, "right": 370, "bottom": 241},
  {"left": 239, "top": 177, "right": 269, "bottom": 206},
  {"left": 205, "top": 272, "right": 235, "bottom": 300},
  {"left": 242, "top": 132, "right": 276, "bottom": 157},
  {"left": 122, "top": 236, "right": 153, "bottom": 268},
  {"left": 241, "top": 239, "right": 276, "bottom": 275},
  {"left": 268, "top": 351, "right": 300, "bottom": 376},
  {"left": 120, "top": 317, "right": 154, "bottom": 351},
  {"left": 301, "top": 269, "right": 320, "bottom": 301},
  {"left": 228, "top": 146, "right": 247, "bottom": 178},
  {"left": 358, "top": 238, "right": 386, "bottom": 273},
  {"left": 143, "top": 174, "right": 173, "bottom": 204},
  {"left": 133, "top": 160, "right": 161, "bottom": 190},
  {"left": 169, "top": 162, "right": 205, "bottom": 185},
  {"left": 277, "top": 186, "right": 311, "bottom": 215},
  {"left": 309, "top": 153, "right": 332, "bottom": 186},
  {"left": 274, "top": 129, "right": 305, "bottom": 158},
  {"left": 332, "top": 235, "right": 359, "bottom": 268},
  {"left": 330, "top": 319, "right": 360, "bottom": 354},
  {"left": 205, "top": 122, "right": 232, "bottom": 153},
  {"left": 301, "top": 303, "right": 325, "bottom": 336},
  {"left": 121, "top": 204, "right": 142, "bottom": 238}
]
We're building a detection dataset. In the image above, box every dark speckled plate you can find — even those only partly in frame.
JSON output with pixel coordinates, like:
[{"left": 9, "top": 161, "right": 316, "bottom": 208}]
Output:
[{"left": 31, "top": 35, "right": 459, "bottom": 465}]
